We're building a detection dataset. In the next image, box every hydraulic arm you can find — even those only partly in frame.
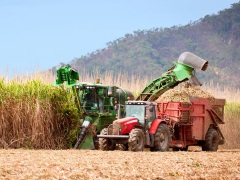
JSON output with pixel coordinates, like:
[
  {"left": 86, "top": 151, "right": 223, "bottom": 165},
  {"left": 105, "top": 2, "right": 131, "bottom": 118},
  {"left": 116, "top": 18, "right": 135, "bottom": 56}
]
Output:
[{"left": 136, "top": 52, "right": 208, "bottom": 101}]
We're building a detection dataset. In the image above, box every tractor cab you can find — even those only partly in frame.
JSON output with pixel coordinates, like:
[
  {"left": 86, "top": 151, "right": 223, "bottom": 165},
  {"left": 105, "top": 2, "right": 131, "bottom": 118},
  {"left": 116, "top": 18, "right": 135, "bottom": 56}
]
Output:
[{"left": 125, "top": 101, "right": 156, "bottom": 128}]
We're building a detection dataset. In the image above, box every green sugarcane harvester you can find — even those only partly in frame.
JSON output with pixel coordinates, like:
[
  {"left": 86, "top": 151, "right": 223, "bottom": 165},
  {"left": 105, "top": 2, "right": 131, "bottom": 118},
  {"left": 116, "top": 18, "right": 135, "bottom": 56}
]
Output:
[
  {"left": 54, "top": 65, "right": 134, "bottom": 149},
  {"left": 54, "top": 52, "right": 208, "bottom": 150}
]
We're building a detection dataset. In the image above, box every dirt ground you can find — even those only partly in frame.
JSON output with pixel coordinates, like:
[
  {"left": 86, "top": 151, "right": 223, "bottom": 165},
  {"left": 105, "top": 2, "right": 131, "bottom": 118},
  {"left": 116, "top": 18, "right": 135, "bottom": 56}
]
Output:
[{"left": 0, "top": 149, "right": 240, "bottom": 180}]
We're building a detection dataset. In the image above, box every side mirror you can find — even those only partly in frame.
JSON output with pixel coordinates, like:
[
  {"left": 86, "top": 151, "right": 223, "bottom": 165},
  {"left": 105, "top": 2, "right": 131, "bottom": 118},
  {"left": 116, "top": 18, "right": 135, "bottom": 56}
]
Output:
[
  {"left": 108, "top": 86, "right": 116, "bottom": 97},
  {"left": 148, "top": 106, "right": 154, "bottom": 112}
]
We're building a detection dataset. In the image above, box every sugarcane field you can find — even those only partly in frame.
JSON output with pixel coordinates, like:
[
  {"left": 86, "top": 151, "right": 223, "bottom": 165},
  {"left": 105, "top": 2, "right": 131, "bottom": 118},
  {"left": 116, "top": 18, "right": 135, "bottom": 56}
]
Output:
[
  {"left": 1, "top": 53, "right": 240, "bottom": 179},
  {"left": 2, "top": 2, "right": 240, "bottom": 179}
]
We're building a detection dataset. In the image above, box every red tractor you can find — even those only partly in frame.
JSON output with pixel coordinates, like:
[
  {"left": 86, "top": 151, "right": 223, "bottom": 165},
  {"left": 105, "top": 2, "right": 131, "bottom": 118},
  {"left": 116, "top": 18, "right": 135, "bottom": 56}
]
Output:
[
  {"left": 97, "top": 98, "right": 225, "bottom": 152},
  {"left": 98, "top": 101, "right": 171, "bottom": 151}
]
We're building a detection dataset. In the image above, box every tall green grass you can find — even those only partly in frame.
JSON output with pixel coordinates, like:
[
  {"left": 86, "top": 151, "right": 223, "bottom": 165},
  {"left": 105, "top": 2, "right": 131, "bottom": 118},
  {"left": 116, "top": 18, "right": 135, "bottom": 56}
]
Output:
[{"left": 0, "top": 78, "right": 78, "bottom": 149}]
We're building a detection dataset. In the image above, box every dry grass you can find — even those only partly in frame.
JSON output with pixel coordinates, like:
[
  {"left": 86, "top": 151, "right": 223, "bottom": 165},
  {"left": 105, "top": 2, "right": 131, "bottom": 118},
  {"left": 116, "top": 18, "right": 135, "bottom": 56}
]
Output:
[
  {"left": 220, "top": 102, "right": 240, "bottom": 149},
  {"left": 0, "top": 149, "right": 240, "bottom": 179},
  {"left": 74, "top": 69, "right": 240, "bottom": 102},
  {"left": 76, "top": 68, "right": 151, "bottom": 97},
  {"left": 202, "top": 81, "right": 240, "bottom": 102}
]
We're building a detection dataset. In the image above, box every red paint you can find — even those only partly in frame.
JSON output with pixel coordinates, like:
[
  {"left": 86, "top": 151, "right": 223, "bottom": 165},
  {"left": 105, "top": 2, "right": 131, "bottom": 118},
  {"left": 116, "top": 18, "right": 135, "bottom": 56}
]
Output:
[
  {"left": 114, "top": 117, "right": 139, "bottom": 134},
  {"left": 114, "top": 117, "right": 137, "bottom": 124},
  {"left": 156, "top": 98, "right": 225, "bottom": 148},
  {"left": 149, "top": 119, "right": 165, "bottom": 134}
]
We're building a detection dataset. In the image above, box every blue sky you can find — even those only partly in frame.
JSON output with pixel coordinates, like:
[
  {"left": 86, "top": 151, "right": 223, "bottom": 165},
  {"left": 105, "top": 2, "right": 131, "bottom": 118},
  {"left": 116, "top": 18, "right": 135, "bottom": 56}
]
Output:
[{"left": 0, "top": 0, "right": 239, "bottom": 76}]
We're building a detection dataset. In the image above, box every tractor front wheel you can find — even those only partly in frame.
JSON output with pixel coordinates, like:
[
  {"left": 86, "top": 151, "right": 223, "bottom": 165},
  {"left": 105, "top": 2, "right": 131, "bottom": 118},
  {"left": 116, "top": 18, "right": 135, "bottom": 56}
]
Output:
[
  {"left": 116, "top": 144, "right": 128, "bottom": 151},
  {"left": 151, "top": 123, "right": 170, "bottom": 152},
  {"left": 128, "top": 128, "right": 145, "bottom": 152},
  {"left": 202, "top": 128, "right": 219, "bottom": 151},
  {"left": 99, "top": 128, "right": 116, "bottom": 151}
]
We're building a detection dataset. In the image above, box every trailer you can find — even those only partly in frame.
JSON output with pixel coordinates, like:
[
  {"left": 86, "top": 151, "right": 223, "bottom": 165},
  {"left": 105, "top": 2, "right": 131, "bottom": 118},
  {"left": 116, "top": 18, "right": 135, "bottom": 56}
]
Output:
[{"left": 156, "top": 98, "right": 225, "bottom": 151}]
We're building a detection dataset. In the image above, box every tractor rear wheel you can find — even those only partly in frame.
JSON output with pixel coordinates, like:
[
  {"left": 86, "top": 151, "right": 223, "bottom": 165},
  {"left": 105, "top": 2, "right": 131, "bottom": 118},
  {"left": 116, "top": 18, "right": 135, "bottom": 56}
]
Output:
[
  {"left": 203, "top": 128, "right": 219, "bottom": 151},
  {"left": 128, "top": 128, "right": 145, "bottom": 152},
  {"left": 99, "top": 128, "right": 116, "bottom": 151},
  {"left": 151, "top": 123, "right": 170, "bottom": 152}
]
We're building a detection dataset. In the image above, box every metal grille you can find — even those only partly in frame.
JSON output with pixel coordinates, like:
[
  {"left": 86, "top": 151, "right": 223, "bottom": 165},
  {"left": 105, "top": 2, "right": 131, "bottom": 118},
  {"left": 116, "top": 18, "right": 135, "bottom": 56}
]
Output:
[{"left": 107, "top": 124, "right": 120, "bottom": 135}]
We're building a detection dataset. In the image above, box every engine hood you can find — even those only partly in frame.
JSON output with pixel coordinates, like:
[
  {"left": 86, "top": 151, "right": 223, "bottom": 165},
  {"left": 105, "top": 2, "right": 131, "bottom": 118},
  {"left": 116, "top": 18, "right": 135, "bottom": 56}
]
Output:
[
  {"left": 113, "top": 117, "right": 138, "bottom": 125},
  {"left": 113, "top": 117, "right": 139, "bottom": 134}
]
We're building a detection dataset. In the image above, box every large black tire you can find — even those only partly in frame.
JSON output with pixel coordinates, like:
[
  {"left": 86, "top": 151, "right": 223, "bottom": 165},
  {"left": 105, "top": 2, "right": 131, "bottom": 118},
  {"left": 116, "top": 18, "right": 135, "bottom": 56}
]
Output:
[
  {"left": 99, "top": 128, "right": 116, "bottom": 151},
  {"left": 128, "top": 128, "right": 145, "bottom": 152},
  {"left": 93, "top": 136, "right": 99, "bottom": 150},
  {"left": 151, "top": 123, "right": 170, "bottom": 152},
  {"left": 203, "top": 128, "right": 219, "bottom": 151}
]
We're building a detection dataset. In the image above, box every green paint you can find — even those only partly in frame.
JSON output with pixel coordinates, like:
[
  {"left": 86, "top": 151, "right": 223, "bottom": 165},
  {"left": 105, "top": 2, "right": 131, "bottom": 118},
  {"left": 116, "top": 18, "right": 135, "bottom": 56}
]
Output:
[
  {"left": 79, "top": 134, "right": 95, "bottom": 149},
  {"left": 54, "top": 65, "right": 133, "bottom": 149},
  {"left": 136, "top": 61, "right": 196, "bottom": 101},
  {"left": 172, "top": 62, "right": 194, "bottom": 81}
]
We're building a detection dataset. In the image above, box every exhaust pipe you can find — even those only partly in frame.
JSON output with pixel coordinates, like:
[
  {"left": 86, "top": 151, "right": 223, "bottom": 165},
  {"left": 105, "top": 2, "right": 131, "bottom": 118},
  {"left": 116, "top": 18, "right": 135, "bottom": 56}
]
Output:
[{"left": 178, "top": 52, "right": 208, "bottom": 71}]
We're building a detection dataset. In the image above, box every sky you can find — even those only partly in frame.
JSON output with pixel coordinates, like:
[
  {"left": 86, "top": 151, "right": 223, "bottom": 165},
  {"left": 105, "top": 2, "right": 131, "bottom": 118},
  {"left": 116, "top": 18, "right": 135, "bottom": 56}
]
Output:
[{"left": 0, "top": 0, "right": 239, "bottom": 76}]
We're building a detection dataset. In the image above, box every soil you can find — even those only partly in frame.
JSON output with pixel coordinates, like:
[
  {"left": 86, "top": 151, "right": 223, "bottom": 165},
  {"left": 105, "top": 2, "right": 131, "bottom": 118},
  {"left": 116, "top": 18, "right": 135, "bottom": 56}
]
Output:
[{"left": 0, "top": 149, "right": 240, "bottom": 179}]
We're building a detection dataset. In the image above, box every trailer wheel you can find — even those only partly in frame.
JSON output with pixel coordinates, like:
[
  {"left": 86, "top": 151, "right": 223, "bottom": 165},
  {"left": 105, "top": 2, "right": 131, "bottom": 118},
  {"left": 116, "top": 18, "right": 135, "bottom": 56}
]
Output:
[
  {"left": 128, "top": 128, "right": 145, "bottom": 152},
  {"left": 99, "top": 128, "right": 116, "bottom": 151},
  {"left": 151, "top": 123, "right": 170, "bottom": 152},
  {"left": 203, "top": 128, "right": 219, "bottom": 151}
]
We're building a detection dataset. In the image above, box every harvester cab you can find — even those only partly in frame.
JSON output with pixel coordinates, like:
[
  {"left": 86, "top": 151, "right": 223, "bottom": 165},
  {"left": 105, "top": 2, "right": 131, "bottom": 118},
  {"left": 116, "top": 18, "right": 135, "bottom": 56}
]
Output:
[{"left": 54, "top": 65, "right": 134, "bottom": 149}]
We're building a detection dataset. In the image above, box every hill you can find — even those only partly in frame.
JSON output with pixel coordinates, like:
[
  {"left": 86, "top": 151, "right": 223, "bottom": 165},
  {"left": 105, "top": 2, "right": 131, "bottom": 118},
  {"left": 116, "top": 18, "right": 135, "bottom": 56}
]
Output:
[{"left": 58, "top": 2, "right": 240, "bottom": 88}]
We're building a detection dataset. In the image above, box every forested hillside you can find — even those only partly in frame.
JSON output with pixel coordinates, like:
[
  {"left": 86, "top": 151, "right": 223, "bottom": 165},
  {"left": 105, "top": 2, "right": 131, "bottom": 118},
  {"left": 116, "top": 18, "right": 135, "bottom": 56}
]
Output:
[{"left": 65, "top": 2, "right": 240, "bottom": 87}]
